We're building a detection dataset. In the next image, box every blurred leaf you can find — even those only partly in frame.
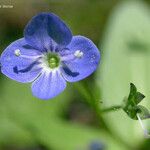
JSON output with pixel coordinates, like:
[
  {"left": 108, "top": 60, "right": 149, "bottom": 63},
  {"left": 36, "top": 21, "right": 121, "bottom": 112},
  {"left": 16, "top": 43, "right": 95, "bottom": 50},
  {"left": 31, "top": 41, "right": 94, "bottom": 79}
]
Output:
[
  {"left": 0, "top": 77, "right": 127, "bottom": 150},
  {"left": 97, "top": 0, "right": 150, "bottom": 147}
]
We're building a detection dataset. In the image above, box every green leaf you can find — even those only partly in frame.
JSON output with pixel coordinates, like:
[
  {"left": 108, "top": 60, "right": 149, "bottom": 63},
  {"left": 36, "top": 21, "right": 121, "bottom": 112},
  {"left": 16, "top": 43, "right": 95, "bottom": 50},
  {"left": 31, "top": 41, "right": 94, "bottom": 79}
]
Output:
[
  {"left": 135, "top": 92, "right": 145, "bottom": 105},
  {"left": 123, "top": 83, "right": 137, "bottom": 109},
  {"left": 127, "top": 83, "right": 145, "bottom": 105},
  {"left": 128, "top": 83, "right": 137, "bottom": 105},
  {"left": 136, "top": 105, "right": 150, "bottom": 120},
  {"left": 123, "top": 83, "right": 146, "bottom": 120}
]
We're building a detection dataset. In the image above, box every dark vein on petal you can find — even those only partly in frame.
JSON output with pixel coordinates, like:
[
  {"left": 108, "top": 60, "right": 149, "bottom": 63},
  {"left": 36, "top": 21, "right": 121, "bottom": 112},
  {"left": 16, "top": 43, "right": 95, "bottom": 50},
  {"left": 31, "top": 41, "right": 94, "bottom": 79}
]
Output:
[
  {"left": 13, "top": 61, "right": 41, "bottom": 74},
  {"left": 62, "top": 63, "right": 79, "bottom": 77}
]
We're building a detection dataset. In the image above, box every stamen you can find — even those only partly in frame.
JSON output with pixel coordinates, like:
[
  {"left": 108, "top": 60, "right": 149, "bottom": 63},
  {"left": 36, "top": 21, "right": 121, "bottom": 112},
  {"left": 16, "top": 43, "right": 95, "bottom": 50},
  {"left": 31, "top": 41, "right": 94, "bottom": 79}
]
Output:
[
  {"left": 137, "top": 114, "right": 150, "bottom": 138},
  {"left": 74, "top": 50, "right": 83, "bottom": 58},
  {"left": 14, "top": 49, "right": 43, "bottom": 59}
]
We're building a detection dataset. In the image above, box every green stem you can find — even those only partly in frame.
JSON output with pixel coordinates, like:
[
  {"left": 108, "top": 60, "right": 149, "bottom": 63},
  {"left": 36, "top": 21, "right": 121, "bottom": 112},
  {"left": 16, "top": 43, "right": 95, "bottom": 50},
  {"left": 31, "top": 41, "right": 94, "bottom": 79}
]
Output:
[
  {"left": 101, "top": 105, "right": 122, "bottom": 113},
  {"left": 73, "top": 81, "right": 133, "bottom": 150}
]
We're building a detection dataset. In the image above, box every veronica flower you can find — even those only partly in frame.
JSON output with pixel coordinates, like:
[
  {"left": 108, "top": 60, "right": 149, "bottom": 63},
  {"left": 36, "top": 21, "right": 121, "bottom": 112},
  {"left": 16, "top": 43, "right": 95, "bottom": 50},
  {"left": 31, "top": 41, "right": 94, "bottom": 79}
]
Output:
[{"left": 0, "top": 13, "right": 100, "bottom": 100}]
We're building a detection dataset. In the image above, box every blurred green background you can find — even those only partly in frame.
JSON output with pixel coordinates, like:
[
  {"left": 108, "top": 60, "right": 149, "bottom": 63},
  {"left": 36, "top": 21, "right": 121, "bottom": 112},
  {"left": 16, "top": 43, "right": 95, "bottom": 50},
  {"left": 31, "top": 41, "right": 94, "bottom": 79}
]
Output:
[{"left": 0, "top": 0, "right": 150, "bottom": 150}]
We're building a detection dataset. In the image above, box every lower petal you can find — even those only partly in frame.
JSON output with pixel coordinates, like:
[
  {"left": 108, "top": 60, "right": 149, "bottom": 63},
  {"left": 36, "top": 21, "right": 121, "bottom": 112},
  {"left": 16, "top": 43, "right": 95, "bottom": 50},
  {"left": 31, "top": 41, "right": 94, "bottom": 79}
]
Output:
[
  {"left": 31, "top": 70, "right": 66, "bottom": 100},
  {"left": 0, "top": 38, "right": 42, "bottom": 83},
  {"left": 61, "top": 36, "right": 100, "bottom": 82}
]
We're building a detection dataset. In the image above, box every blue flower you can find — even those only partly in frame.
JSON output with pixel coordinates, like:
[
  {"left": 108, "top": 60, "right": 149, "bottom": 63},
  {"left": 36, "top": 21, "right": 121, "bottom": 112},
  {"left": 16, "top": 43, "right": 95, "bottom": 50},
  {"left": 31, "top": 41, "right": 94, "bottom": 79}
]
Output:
[
  {"left": 0, "top": 13, "right": 100, "bottom": 100},
  {"left": 89, "top": 141, "right": 105, "bottom": 150}
]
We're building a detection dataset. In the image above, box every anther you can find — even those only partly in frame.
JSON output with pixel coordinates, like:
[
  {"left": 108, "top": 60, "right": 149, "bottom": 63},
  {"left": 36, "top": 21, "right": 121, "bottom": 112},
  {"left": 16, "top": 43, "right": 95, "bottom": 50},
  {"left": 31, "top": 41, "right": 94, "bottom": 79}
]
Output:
[
  {"left": 14, "top": 49, "right": 21, "bottom": 57},
  {"left": 74, "top": 50, "right": 83, "bottom": 58}
]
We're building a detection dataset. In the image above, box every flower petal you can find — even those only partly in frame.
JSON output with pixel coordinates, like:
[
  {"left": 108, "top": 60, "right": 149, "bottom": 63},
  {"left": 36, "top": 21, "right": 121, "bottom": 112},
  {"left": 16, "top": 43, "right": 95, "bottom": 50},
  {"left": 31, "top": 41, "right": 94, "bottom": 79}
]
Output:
[
  {"left": 24, "top": 12, "right": 72, "bottom": 51},
  {"left": 61, "top": 35, "right": 100, "bottom": 82},
  {"left": 0, "top": 38, "right": 42, "bottom": 83},
  {"left": 31, "top": 70, "right": 66, "bottom": 100}
]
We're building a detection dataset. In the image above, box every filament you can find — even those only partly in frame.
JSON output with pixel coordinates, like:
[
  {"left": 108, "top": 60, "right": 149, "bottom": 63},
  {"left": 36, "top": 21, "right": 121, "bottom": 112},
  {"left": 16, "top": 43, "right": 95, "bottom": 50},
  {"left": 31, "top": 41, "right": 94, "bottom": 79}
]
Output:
[
  {"left": 61, "top": 50, "right": 83, "bottom": 61},
  {"left": 61, "top": 54, "right": 75, "bottom": 61},
  {"left": 14, "top": 49, "right": 44, "bottom": 60}
]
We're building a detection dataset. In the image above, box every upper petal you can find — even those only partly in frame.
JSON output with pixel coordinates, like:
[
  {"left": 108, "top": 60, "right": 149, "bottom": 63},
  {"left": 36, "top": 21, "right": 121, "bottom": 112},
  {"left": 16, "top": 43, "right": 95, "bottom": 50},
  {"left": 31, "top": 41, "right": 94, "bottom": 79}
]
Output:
[
  {"left": 24, "top": 12, "right": 72, "bottom": 51},
  {"left": 0, "top": 38, "right": 42, "bottom": 83},
  {"left": 31, "top": 70, "right": 66, "bottom": 100},
  {"left": 61, "top": 36, "right": 100, "bottom": 82}
]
